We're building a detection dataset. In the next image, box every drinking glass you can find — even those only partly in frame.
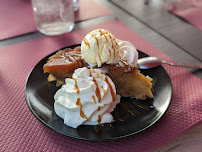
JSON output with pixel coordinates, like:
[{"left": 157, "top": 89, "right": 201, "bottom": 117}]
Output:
[{"left": 32, "top": 0, "right": 75, "bottom": 36}]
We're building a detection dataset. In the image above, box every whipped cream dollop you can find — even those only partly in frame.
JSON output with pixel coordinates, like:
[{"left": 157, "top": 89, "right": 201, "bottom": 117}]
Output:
[
  {"left": 81, "top": 29, "right": 119, "bottom": 67},
  {"left": 54, "top": 67, "right": 120, "bottom": 128},
  {"left": 81, "top": 29, "right": 138, "bottom": 67},
  {"left": 117, "top": 39, "right": 138, "bottom": 67}
]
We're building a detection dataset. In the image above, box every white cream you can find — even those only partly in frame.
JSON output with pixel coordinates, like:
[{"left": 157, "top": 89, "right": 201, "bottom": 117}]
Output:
[
  {"left": 81, "top": 29, "right": 119, "bottom": 67},
  {"left": 54, "top": 67, "right": 120, "bottom": 128},
  {"left": 81, "top": 29, "right": 138, "bottom": 68},
  {"left": 117, "top": 39, "right": 138, "bottom": 67}
]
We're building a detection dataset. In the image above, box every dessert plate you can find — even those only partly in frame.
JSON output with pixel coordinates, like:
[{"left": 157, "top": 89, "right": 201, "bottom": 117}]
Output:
[{"left": 25, "top": 44, "right": 172, "bottom": 141}]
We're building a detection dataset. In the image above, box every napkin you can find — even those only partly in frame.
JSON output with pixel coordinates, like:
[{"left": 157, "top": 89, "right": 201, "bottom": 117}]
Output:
[
  {"left": 0, "top": 18, "right": 201, "bottom": 152},
  {"left": 165, "top": 0, "right": 202, "bottom": 30},
  {"left": 0, "top": 0, "right": 111, "bottom": 40}
]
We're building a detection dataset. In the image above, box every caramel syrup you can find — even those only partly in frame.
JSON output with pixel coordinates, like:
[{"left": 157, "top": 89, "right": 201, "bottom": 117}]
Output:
[
  {"left": 73, "top": 78, "right": 80, "bottom": 94},
  {"left": 92, "top": 95, "right": 96, "bottom": 104},
  {"left": 108, "top": 49, "right": 112, "bottom": 57},
  {"left": 88, "top": 32, "right": 94, "bottom": 37},
  {"left": 89, "top": 70, "right": 92, "bottom": 77},
  {"left": 98, "top": 29, "right": 104, "bottom": 35},
  {"left": 76, "top": 98, "right": 88, "bottom": 120},
  {"left": 82, "top": 38, "right": 90, "bottom": 49},
  {"left": 98, "top": 115, "right": 101, "bottom": 125},
  {"left": 104, "top": 76, "right": 115, "bottom": 101},
  {"left": 108, "top": 34, "right": 116, "bottom": 57},
  {"left": 101, "top": 86, "right": 106, "bottom": 95},
  {"left": 94, "top": 36, "right": 102, "bottom": 65},
  {"left": 104, "top": 35, "right": 108, "bottom": 42},
  {"left": 93, "top": 77, "right": 101, "bottom": 103},
  {"left": 93, "top": 97, "right": 154, "bottom": 133}
]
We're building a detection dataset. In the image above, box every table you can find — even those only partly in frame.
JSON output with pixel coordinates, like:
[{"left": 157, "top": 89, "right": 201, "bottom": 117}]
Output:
[{"left": 1, "top": 0, "right": 201, "bottom": 151}]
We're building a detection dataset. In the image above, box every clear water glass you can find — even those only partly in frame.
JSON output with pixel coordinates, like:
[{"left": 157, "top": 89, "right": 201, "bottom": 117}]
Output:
[{"left": 32, "top": 0, "right": 75, "bottom": 36}]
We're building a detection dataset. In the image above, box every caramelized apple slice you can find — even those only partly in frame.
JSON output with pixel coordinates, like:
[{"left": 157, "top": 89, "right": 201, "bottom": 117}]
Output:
[{"left": 43, "top": 47, "right": 83, "bottom": 83}]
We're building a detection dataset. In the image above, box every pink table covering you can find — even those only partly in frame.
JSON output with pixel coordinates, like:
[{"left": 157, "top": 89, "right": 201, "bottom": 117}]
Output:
[
  {"left": 0, "top": 18, "right": 202, "bottom": 152},
  {"left": 165, "top": 0, "right": 202, "bottom": 30},
  {"left": 0, "top": 0, "right": 111, "bottom": 40}
]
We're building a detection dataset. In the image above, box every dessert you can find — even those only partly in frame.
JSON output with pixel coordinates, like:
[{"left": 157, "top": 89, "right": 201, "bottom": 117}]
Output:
[
  {"left": 43, "top": 29, "right": 153, "bottom": 128},
  {"left": 54, "top": 67, "right": 120, "bottom": 128},
  {"left": 43, "top": 46, "right": 83, "bottom": 86},
  {"left": 81, "top": 29, "right": 119, "bottom": 67}
]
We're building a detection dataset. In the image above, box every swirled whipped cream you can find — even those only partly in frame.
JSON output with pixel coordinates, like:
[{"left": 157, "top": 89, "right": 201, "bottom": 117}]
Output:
[
  {"left": 81, "top": 29, "right": 138, "bottom": 67},
  {"left": 117, "top": 39, "right": 138, "bottom": 67},
  {"left": 54, "top": 67, "right": 120, "bottom": 128}
]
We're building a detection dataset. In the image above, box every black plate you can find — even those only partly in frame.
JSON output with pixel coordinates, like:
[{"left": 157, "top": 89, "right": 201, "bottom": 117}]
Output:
[{"left": 25, "top": 44, "right": 172, "bottom": 141}]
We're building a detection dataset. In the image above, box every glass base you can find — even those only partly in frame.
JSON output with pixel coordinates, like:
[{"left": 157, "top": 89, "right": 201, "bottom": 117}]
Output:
[{"left": 37, "top": 22, "right": 75, "bottom": 36}]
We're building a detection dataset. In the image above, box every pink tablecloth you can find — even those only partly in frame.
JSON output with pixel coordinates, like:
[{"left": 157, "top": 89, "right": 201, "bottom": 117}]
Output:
[
  {"left": 0, "top": 0, "right": 111, "bottom": 40},
  {"left": 0, "top": 18, "right": 202, "bottom": 152},
  {"left": 165, "top": 0, "right": 202, "bottom": 30}
]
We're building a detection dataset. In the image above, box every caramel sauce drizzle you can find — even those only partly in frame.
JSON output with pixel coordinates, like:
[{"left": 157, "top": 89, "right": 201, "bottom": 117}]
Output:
[
  {"left": 90, "top": 69, "right": 95, "bottom": 76},
  {"left": 92, "top": 95, "right": 96, "bottom": 104},
  {"left": 73, "top": 78, "right": 80, "bottom": 94},
  {"left": 94, "top": 36, "right": 102, "bottom": 65},
  {"left": 54, "top": 56, "right": 62, "bottom": 59},
  {"left": 104, "top": 29, "right": 109, "bottom": 34},
  {"left": 104, "top": 35, "right": 108, "bottom": 42},
  {"left": 76, "top": 98, "right": 88, "bottom": 120},
  {"left": 115, "top": 39, "right": 118, "bottom": 45},
  {"left": 105, "top": 76, "right": 115, "bottom": 101},
  {"left": 99, "top": 29, "right": 104, "bottom": 35},
  {"left": 112, "top": 45, "right": 116, "bottom": 58},
  {"left": 94, "top": 36, "right": 99, "bottom": 48},
  {"left": 101, "top": 86, "right": 106, "bottom": 95},
  {"left": 98, "top": 29, "right": 109, "bottom": 42},
  {"left": 93, "top": 77, "right": 101, "bottom": 103},
  {"left": 108, "top": 34, "right": 116, "bottom": 57},
  {"left": 108, "top": 34, "right": 112, "bottom": 41},
  {"left": 98, "top": 115, "right": 101, "bottom": 125},
  {"left": 108, "top": 49, "right": 112, "bottom": 57},
  {"left": 89, "top": 70, "right": 92, "bottom": 77},
  {"left": 82, "top": 38, "right": 90, "bottom": 49},
  {"left": 98, "top": 106, "right": 101, "bottom": 111},
  {"left": 88, "top": 32, "right": 94, "bottom": 37}
]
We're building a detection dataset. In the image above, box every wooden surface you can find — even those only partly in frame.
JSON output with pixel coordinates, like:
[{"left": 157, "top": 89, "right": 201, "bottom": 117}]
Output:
[{"left": 0, "top": 0, "right": 201, "bottom": 151}]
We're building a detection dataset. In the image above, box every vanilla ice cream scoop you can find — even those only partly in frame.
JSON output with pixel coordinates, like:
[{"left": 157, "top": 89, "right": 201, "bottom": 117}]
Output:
[
  {"left": 54, "top": 67, "right": 120, "bottom": 128},
  {"left": 81, "top": 29, "right": 119, "bottom": 67}
]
